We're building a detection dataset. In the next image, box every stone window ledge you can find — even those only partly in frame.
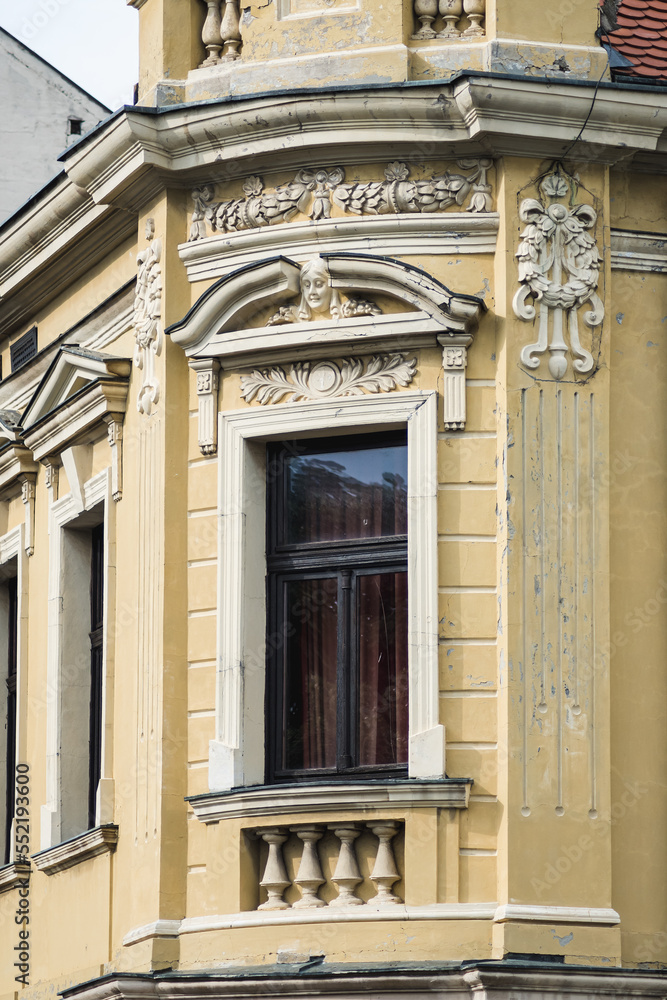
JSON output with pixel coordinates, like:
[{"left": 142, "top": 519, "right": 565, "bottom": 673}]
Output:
[
  {"left": 32, "top": 824, "right": 118, "bottom": 875},
  {"left": 0, "top": 860, "right": 31, "bottom": 893},
  {"left": 187, "top": 778, "right": 472, "bottom": 824}
]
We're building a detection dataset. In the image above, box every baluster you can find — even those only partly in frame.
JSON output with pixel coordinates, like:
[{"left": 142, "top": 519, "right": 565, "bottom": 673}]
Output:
[
  {"left": 292, "top": 826, "right": 326, "bottom": 908},
  {"left": 462, "top": 0, "right": 485, "bottom": 36},
  {"left": 328, "top": 825, "right": 363, "bottom": 907},
  {"left": 257, "top": 828, "right": 290, "bottom": 910},
  {"left": 200, "top": 0, "right": 223, "bottom": 66},
  {"left": 438, "top": 0, "right": 462, "bottom": 38},
  {"left": 220, "top": 0, "right": 242, "bottom": 61},
  {"left": 412, "top": 0, "right": 438, "bottom": 39},
  {"left": 369, "top": 821, "right": 402, "bottom": 905}
]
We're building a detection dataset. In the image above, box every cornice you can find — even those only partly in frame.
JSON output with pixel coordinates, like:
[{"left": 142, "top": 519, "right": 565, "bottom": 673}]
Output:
[
  {"left": 0, "top": 860, "right": 31, "bottom": 893},
  {"left": 32, "top": 824, "right": 119, "bottom": 875},
  {"left": 59, "top": 964, "right": 667, "bottom": 1000},
  {"left": 610, "top": 228, "right": 667, "bottom": 271},
  {"left": 22, "top": 380, "right": 130, "bottom": 462},
  {"left": 61, "top": 78, "right": 667, "bottom": 209},
  {"left": 188, "top": 779, "right": 472, "bottom": 823},
  {"left": 0, "top": 445, "right": 38, "bottom": 500}
]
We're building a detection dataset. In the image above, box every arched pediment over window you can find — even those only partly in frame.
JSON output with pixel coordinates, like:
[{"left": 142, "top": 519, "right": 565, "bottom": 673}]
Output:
[
  {"left": 167, "top": 252, "right": 487, "bottom": 456},
  {"left": 167, "top": 252, "right": 486, "bottom": 361}
]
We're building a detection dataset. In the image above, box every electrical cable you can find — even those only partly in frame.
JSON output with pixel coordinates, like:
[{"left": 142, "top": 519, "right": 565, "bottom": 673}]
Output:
[{"left": 560, "top": 34, "right": 612, "bottom": 161}]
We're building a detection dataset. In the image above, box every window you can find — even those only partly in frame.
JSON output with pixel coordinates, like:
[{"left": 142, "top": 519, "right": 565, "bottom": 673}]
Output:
[
  {"left": 88, "top": 523, "right": 104, "bottom": 829},
  {"left": 0, "top": 570, "right": 17, "bottom": 864},
  {"left": 266, "top": 434, "right": 409, "bottom": 781},
  {"left": 59, "top": 509, "right": 104, "bottom": 840},
  {"left": 211, "top": 391, "right": 444, "bottom": 793}
]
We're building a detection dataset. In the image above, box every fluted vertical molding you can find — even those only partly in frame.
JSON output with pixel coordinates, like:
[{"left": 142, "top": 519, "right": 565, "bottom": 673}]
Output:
[
  {"left": 200, "top": 0, "right": 223, "bottom": 66},
  {"left": 292, "top": 826, "right": 326, "bottom": 908},
  {"left": 257, "top": 828, "right": 290, "bottom": 910},
  {"left": 369, "top": 821, "right": 401, "bottom": 905},
  {"left": 328, "top": 825, "right": 363, "bottom": 907}
]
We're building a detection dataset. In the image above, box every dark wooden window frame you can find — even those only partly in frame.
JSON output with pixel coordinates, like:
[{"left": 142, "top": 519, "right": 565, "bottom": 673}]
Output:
[
  {"left": 265, "top": 432, "right": 409, "bottom": 784},
  {"left": 88, "top": 523, "right": 104, "bottom": 830}
]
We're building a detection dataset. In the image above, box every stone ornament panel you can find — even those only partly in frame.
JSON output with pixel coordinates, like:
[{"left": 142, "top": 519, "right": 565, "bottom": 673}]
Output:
[
  {"left": 134, "top": 219, "right": 163, "bottom": 414},
  {"left": 189, "top": 159, "right": 494, "bottom": 241},
  {"left": 513, "top": 170, "right": 603, "bottom": 381},
  {"left": 240, "top": 354, "right": 417, "bottom": 405}
]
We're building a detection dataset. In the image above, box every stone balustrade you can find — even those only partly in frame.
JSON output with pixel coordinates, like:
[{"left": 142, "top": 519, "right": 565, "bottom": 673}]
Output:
[
  {"left": 413, "top": 0, "right": 485, "bottom": 39},
  {"left": 255, "top": 821, "right": 403, "bottom": 910},
  {"left": 199, "top": 0, "right": 242, "bottom": 66}
]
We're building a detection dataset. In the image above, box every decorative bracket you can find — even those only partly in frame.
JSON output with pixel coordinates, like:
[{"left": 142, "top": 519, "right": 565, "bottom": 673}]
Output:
[
  {"left": 103, "top": 415, "right": 124, "bottom": 501},
  {"left": 191, "top": 359, "right": 221, "bottom": 456},
  {"left": 438, "top": 335, "right": 472, "bottom": 430},
  {"left": 19, "top": 475, "right": 36, "bottom": 557},
  {"left": 42, "top": 457, "right": 60, "bottom": 503}
]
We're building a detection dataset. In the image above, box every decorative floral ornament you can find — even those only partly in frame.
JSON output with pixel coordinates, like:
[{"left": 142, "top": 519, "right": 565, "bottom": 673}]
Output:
[
  {"left": 513, "top": 170, "right": 603, "bottom": 381},
  {"left": 188, "top": 159, "right": 495, "bottom": 240},
  {"left": 240, "top": 355, "right": 417, "bottom": 405}
]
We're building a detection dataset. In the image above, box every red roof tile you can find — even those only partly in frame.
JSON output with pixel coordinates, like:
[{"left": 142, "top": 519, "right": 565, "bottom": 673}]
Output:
[{"left": 602, "top": 0, "right": 667, "bottom": 80}]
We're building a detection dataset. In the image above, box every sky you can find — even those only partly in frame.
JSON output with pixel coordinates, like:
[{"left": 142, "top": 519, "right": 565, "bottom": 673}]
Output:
[{"left": 0, "top": 0, "right": 139, "bottom": 111}]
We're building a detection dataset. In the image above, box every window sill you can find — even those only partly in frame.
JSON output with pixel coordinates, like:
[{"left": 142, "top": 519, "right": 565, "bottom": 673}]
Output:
[
  {"left": 0, "top": 859, "right": 31, "bottom": 893},
  {"left": 32, "top": 824, "right": 119, "bottom": 875},
  {"left": 187, "top": 778, "right": 472, "bottom": 824}
]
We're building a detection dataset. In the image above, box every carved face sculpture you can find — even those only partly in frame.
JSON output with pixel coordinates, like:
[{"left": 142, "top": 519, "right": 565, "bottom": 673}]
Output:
[{"left": 298, "top": 259, "right": 340, "bottom": 320}]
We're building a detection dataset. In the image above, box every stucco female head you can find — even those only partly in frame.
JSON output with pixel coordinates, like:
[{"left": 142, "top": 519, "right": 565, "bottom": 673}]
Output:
[{"left": 298, "top": 258, "right": 341, "bottom": 320}]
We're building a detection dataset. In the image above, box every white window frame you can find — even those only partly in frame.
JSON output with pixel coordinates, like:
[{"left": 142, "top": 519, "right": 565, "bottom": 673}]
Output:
[
  {"left": 41, "top": 468, "right": 116, "bottom": 849},
  {"left": 210, "top": 389, "right": 444, "bottom": 792}
]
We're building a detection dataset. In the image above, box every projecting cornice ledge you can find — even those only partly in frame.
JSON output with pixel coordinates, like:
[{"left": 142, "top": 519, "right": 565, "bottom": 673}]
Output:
[
  {"left": 60, "top": 77, "right": 667, "bottom": 211},
  {"left": 60, "top": 964, "right": 667, "bottom": 1000},
  {"left": 187, "top": 779, "right": 472, "bottom": 824}
]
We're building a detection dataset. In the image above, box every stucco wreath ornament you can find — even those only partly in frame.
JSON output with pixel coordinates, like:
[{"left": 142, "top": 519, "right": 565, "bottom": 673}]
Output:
[{"left": 513, "top": 172, "right": 603, "bottom": 381}]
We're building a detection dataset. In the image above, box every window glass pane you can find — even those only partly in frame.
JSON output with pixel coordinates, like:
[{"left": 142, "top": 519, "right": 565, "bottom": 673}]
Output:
[
  {"left": 358, "top": 571, "right": 408, "bottom": 767},
  {"left": 283, "top": 438, "right": 407, "bottom": 544},
  {"left": 283, "top": 578, "right": 338, "bottom": 771}
]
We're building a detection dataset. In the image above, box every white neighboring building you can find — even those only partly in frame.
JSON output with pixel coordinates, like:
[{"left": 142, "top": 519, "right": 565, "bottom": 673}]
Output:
[{"left": 0, "top": 27, "right": 110, "bottom": 223}]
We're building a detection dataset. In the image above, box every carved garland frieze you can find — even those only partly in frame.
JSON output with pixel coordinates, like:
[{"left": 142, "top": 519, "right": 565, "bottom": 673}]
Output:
[
  {"left": 189, "top": 159, "right": 493, "bottom": 241},
  {"left": 513, "top": 171, "right": 604, "bottom": 381},
  {"left": 134, "top": 220, "right": 163, "bottom": 415},
  {"left": 240, "top": 354, "right": 417, "bottom": 405}
]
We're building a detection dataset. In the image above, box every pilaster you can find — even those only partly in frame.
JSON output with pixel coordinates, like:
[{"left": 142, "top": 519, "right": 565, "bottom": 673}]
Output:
[{"left": 494, "top": 158, "right": 619, "bottom": 963}]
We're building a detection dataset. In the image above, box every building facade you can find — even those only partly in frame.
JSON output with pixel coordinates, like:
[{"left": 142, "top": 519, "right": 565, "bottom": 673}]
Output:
[
  {"left": 0, "top": 2, "right": 666, "bottom": 999},
  {"left": 0, "top": 28, "right": 110, "bottom": 224}
]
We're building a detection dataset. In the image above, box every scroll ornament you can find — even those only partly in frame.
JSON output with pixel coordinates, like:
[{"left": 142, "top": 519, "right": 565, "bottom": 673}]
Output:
[
  {"left": 513, "top": 172, "right": 603, "bottom": 381},
  {"left": 134, "top": 220, "right": 163, "bottom": 414},
  {"left": 189, "top": 159, "right": 493, "bottom": 240},
  {"left": 240, "top": 355, "right": 417, "bottom": 405}
]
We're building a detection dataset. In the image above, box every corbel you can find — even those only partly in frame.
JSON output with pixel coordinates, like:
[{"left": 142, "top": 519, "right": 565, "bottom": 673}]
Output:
[
  {"left": 191, "top": 358, "right": 221, "bottom": 456},
  {"left": 19, "top": 474, "right": 36, "bottom": 557},
  {"left": 41, "top": 457, "right": 61, "bottom": 503},
  {"left": 437, "top": 334, "right": 473, "bottom": 431},
  {"left": 103, "top": 414, "right": 124, "bottom": 502}
]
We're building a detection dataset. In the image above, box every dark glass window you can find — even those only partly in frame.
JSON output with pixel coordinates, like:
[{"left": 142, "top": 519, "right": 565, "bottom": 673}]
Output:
[
  {"left": 266, "top": 433, "right": 408, "bottom": 782},
  {"left": 88, "top": 523, "right": 104, "bottom": 830},
  {"left": 4, "top": 577, "right": 17, "bottom": 865}
]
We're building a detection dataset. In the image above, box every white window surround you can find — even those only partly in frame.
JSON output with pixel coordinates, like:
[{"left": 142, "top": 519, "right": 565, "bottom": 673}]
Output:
[
  {"left": 210, "top": 389, "right": 442, "bottom": 792},
  {"left": 41, "top": 467, "right": 116, "bottom": 850}
]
